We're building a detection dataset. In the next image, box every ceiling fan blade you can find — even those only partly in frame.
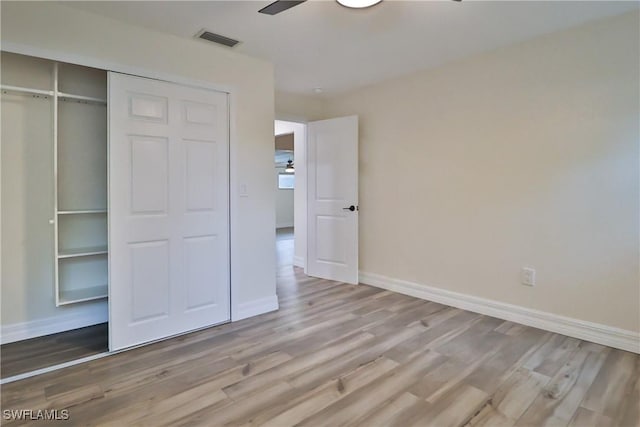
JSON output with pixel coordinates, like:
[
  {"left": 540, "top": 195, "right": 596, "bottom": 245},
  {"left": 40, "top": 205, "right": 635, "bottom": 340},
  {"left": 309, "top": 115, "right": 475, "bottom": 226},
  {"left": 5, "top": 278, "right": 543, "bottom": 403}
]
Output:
[{"left": 259, "top": 0, "right": 307, "bottom": 15}]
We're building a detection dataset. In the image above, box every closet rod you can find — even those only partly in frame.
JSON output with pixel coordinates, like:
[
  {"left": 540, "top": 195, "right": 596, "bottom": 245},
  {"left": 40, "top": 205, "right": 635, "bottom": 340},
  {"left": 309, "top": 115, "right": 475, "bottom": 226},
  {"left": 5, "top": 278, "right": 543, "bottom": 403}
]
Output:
[
  {"left": 58, "top": 92, "right": 107, "bottom": 105},
  {"left": 0, "top": 86, "right": 106, "bottom": 105},
  {"left": 1, "top": 84, "right": 54, "bottom": 97}
]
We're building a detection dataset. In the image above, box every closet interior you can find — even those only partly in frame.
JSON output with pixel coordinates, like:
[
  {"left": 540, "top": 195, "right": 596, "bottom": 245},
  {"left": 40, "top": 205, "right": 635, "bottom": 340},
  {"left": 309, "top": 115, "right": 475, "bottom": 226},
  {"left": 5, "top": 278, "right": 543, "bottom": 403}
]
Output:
[{"left": 1, "top": 52, "right": 109, "bottom": 378}]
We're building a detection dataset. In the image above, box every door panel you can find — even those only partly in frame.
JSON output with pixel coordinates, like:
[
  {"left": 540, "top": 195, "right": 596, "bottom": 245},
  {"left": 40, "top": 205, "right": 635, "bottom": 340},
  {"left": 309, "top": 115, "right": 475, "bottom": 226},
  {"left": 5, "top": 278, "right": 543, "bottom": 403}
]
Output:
[
  {"left": 130, "top": 136, "right": 168, "bottom": 214},
  {"left": 316, "top": 216, "right": 347, "bottom": 264},
  {"left": 129, "top": 93, "right": 167, "bottom": 122},
  {"left": 109, "top": 73, "right": 230, "bottom": 351},
  {"left": 185, "top": 140, "right": 217, "bottom": 211},
  {"left": 184, "top": 235, "right": 219, "bottom": 310},
  {"left": 307, "top": 116, "right": 359, "bottom": 284},
  {"left": 130, "top": 240, "right": 170, "bottom": 322}
]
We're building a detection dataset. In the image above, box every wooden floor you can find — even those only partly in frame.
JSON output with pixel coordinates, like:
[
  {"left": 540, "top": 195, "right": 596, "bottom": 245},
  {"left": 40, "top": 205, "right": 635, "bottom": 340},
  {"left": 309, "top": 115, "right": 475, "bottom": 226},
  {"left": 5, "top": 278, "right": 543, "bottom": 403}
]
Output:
[
  {"left": 1, "top": 324, "right": 109, "bottom": 379},
  {"left": 1, "top": 234, "right": 638, "bottom": 426},
  {"left": 276, "top": 227, "right": 294, "bottom": 241}
]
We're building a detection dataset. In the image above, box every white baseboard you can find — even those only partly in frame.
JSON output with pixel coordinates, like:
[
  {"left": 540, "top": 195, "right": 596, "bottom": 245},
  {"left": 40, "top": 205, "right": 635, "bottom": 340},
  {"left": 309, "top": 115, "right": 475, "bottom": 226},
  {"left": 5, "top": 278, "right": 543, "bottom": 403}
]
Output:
[
  {"left": 232, "top": 295, "right": 279, "bottom": 322},
  {"left": 359, "top": 271, "right": 639, "bottom": 354},
  {"left": 293, "top": 256, "right": 305, "bottom": 269},
  {"left": 0, "top": 302, "right": 108, "bottom": 345}
]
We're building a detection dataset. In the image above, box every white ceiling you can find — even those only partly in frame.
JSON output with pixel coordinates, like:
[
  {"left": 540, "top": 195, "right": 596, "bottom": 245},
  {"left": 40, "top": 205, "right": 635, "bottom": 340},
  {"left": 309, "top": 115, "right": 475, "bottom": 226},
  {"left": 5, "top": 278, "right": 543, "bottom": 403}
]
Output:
[{"left": 65, "top": 1, "right": 638, "bottom": 97}]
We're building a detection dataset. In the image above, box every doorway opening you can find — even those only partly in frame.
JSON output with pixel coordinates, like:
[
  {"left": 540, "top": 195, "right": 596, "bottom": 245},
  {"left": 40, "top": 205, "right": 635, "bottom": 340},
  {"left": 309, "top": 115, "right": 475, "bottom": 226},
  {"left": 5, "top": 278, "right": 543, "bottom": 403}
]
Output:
[
  {"left": 273, "top": 116, "right": 359, "bottom": 285},
  {"left": 274, "top": 120, "right": 307, "bottom": 273},
  {"left": 275, "top": 131, "right": 295, "bottom": 267}
]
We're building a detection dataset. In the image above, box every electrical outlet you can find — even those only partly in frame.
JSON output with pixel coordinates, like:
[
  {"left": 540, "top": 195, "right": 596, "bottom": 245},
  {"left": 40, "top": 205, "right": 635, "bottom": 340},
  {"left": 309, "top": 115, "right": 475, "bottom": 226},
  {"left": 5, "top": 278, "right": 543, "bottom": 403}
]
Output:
[{"left": 521, "top": 267, "right": 536, "bottom": 286}]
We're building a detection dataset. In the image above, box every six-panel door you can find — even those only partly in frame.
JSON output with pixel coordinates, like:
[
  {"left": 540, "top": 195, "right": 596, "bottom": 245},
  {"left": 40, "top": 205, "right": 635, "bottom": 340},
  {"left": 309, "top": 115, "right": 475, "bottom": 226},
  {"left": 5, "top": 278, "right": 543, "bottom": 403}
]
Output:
[{"left": 109, "top": 73, "right": 230, "bottom": 351}]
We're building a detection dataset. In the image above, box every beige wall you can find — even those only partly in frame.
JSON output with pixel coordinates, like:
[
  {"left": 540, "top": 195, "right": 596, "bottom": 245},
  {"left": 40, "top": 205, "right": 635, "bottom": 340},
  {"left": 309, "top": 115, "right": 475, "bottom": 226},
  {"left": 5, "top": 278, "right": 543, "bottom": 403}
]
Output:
[
  {"left": 324, "top": 12, "right": 640, "bottom": 332},
  {"left": 275, "top": 91, "right": 327, "bottom": 122},
  {"left": 1, "top": 1, "right": 276, "bottom": 329}
]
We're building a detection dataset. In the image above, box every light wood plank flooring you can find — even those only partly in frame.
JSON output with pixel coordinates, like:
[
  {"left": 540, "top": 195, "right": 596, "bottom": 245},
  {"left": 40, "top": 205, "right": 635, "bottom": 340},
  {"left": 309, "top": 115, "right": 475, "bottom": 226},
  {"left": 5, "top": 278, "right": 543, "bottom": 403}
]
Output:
[
  {"left": 1, "top": 323, "right": 109, "bottom": 379},
  {"left": 1, "top": 237, "right": 638, "bottom": 426}
]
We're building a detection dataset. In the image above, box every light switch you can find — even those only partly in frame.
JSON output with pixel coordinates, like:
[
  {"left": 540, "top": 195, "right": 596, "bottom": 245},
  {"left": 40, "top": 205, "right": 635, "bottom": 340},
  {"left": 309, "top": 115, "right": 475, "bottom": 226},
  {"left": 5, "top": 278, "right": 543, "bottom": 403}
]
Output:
[
  {"left": 239, "top": 184, "right": 249, "bottom": 197},
  {"left": 521, "top": 267, "right": 536, "bottom": 286}
]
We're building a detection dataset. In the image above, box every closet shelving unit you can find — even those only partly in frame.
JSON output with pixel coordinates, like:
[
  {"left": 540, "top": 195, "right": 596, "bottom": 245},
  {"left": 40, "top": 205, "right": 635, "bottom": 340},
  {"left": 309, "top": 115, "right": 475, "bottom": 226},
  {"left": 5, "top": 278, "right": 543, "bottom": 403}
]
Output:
[
  {"left": 1, "top": 56, "right": 108, "bottom": 306},
  {"left": 54, "top": 61, "right": 108, "bottom": 306}
]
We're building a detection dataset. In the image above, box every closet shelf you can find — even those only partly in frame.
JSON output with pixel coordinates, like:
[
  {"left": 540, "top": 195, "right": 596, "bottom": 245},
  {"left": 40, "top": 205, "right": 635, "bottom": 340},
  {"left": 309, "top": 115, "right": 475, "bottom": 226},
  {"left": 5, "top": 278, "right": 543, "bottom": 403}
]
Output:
[
  {"left": 1, "top": 84, "right": 54, "bottom": 97},
  {"left": 58, "top": 246, "right": 108, "bottom": 259},
  {"left": 0, "top": 86, "right": 106, "bottom": 105},
  {"left": 58, "top": 209, "right": 107, "bottom": 215},
  {"left": 58, "top": 284, "right": 108, "bottom": 305},
  {"left": 58, "top": 92, "right": 107, "bottom": 105}
]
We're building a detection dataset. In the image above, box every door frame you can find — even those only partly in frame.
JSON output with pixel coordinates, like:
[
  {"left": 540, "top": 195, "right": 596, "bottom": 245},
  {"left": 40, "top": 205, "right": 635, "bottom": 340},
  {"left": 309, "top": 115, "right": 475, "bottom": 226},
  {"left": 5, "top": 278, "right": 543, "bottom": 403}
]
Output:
[
  {"left": 274, "top": 119, "right": 308, "bottom": 271},
  {"left": 2, "top": 42, "right": 241, "bottom": 331},
  {"left": 275, "top": 116, "right": 361, "bottom": 281}
]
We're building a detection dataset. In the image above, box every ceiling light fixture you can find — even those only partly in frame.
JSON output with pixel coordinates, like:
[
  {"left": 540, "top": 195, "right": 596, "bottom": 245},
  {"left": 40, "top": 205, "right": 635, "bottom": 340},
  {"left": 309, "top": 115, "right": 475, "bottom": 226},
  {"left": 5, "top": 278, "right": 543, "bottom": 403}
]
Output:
[
  {"left": 336, "top": 0, "right": 382, "bottom": 9},
  {"left": 285, "top": 159, "right": 295, "bottom": 173}
]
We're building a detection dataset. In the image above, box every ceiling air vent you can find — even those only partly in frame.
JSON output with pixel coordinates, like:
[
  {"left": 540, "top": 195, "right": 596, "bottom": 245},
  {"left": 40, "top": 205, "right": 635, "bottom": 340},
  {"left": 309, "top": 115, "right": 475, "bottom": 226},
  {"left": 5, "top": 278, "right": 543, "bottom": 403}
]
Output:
[{"left": 197, "top": 30, "right": 240, "bottom": 48}]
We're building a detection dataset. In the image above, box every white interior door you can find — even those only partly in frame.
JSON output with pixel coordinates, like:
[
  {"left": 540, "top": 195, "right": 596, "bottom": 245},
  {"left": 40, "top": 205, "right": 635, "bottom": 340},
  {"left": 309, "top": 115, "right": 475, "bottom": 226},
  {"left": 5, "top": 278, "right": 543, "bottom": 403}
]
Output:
[
  {"left": 307, "top": 116, "right": 359, "bottom": 284},
  {"left": 109, "top": 73, "right": 230, "bottom": 351}
]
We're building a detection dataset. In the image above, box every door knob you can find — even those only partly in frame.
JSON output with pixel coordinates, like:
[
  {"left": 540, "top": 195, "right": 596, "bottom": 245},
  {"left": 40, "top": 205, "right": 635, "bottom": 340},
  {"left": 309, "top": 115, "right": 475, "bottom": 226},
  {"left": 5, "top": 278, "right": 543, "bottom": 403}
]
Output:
[{"left": 342, "top": 205, "right": 356, "bottom": 212}]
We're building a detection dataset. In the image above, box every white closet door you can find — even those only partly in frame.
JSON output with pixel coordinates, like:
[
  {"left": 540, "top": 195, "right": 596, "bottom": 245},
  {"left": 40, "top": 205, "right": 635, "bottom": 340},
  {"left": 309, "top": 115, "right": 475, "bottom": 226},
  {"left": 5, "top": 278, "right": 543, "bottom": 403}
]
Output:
[{"left": 108, "top": 73, "right": 230, "bottom": 351}]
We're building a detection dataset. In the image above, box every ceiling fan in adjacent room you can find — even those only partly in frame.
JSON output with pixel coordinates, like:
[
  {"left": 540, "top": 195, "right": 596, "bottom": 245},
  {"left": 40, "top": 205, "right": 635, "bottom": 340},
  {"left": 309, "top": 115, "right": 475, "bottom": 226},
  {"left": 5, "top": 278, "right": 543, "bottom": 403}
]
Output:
[{"left": 259, "top": 0, "right": 460, "bottom": 15}]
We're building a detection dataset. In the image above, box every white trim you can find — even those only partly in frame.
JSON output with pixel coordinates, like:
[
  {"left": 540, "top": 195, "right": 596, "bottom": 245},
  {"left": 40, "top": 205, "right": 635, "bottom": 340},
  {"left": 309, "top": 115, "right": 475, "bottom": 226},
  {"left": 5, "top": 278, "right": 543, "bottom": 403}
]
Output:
[
  {"left": 1, "top": 317, "right": 230, "bottom": 383},
  {"left": 107, "top": 72, "right": 113, "bottom": 350},
  {"left": 1, "top": 352, "right": 110, "bottom": 385},
  {"left": 228, "top": 89, "right": 240, "bottom": 323},
  {"left": 359, "top": 271, "right": 640, "bottom": 354},
  {"left": 53, "top": 61, "right": 60, "bottom": 306},
  {"left": 293, "top": 256, "right": 305, "bottom": 269},
  {"left": 231, "top": 295, "right": 279, "bottom": 322},
  {"left": 0, "top": 304, "right": 108, "bottom": 345}
]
